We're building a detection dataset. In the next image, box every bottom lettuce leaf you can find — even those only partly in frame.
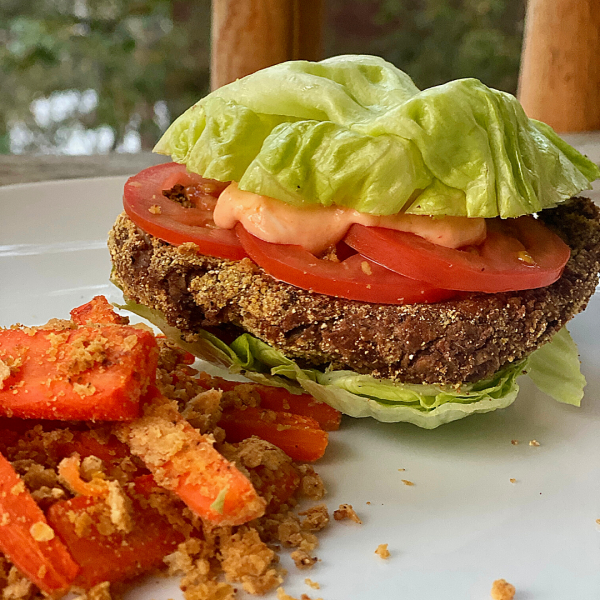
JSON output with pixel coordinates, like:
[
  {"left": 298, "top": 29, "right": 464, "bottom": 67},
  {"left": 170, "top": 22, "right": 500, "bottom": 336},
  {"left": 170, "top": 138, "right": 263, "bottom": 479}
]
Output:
[{"left": 120, "top": 297, "right": 585, "bottom": 429}]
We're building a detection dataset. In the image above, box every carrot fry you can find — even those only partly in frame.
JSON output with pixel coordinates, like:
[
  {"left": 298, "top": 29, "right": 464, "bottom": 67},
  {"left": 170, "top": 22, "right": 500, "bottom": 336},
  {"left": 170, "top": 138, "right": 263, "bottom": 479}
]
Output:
[
  {"left": 70, "top": 296, "right": 129, "bottom": 326},
  {"left": 46, "top": 476, "right": 185, "bottom": 589},
  {"left": 0, "top": 452, "right": 79, "bottom": 595},
  {"left": 198, "top": 373, "right": 342, "bottom": 431},
  {"left": 115, "top": 387, "right": 266, "bottom": 526},
  {"left": 0, "top": 325, "right": 158, "bottom": 421},
  {"left": 254, "top": 386, "right": 341, "bottom": 431},
  {"left": 218, "top": 407, "right": 329, "bottom": 462}
]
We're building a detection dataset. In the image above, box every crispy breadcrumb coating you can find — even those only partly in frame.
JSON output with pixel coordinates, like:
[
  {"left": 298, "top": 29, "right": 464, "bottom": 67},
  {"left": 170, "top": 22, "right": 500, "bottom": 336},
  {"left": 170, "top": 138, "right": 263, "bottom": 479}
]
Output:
[{"left": 108, "top": 198, "right": 600, "bottom": 385}]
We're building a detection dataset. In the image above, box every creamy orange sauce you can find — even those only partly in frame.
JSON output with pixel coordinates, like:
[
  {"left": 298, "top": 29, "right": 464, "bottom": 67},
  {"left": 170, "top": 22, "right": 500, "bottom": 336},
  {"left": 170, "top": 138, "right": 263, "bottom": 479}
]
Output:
[{"left": 214, "top": 183, "right": 486, "bottom": 255}]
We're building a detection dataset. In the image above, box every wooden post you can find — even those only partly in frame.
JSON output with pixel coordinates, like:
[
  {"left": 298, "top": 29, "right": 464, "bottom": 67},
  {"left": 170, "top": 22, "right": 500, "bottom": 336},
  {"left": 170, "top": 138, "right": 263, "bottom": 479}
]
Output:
[
  {"left": 211, "top": 0, "right": 324, "bottom": 90},
  {"left": 518, "top": 0, "right": 600, "bottom": 133},
  {"left": 293, "top": 0, "right": 325, "bottom": 62}
]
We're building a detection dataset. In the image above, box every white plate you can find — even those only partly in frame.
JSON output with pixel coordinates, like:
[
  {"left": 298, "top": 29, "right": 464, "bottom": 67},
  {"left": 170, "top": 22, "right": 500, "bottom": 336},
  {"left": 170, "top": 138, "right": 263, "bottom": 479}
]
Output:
[{"left": 2, "top": 176, "right": 600, "bottom": 600}]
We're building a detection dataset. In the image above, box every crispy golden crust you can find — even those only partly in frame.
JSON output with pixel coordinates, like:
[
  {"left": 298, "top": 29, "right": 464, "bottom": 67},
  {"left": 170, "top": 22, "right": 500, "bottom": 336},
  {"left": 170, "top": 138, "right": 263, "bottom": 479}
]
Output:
[{"left": 108, "top": 198, "right": 600, "bottom": 385}]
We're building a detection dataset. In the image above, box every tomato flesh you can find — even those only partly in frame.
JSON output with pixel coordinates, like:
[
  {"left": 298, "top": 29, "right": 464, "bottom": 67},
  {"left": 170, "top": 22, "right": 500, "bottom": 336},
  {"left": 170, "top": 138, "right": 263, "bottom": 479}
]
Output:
[
  {"left": 123, "top": 163, "right": 247, "bottom": 261},
  {"left": 124, "top": 164, "right": 570, "bottom": 300},
  {"left": 235, "top": 224, "right": 456, "bottom": 304},
  {"left": 344, "top": 216, "right": 570, "bottom": 293}
]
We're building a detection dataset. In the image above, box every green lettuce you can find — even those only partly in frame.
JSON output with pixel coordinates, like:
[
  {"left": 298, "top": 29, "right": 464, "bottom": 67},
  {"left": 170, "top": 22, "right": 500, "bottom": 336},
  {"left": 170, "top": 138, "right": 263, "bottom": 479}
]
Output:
[
  {"left": 121, "top": 299, "right": 585, "bottom": 429},
  {"left": 155, "top": 55, "right": 599, "bottom": 219}
]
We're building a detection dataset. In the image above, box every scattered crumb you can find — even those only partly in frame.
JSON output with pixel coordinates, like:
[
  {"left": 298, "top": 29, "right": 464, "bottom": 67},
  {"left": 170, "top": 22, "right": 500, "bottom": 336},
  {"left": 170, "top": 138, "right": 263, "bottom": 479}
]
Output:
[
  {"left": 509, "top": 478, "right": 516, "bottom": 484},
  {"left": 366, "top": 501, "right": 371, "bottom": 505},
  {"left": 276, "top": 588, "right": 323, "bottom": 600},
  {"left": 401, "top": 480, "right": 414, "bottom": 486},
  {"left": 73, "top": 581, "right": 112, "bottom": 600},
  {"left": 296, "top": 465, "right": 325, "bottom": 500},
  {"left": 29, "top": 522, "right": 55, "bottom": 542},
  {"left": 511, "top": 439, "right": 519, "bottom": 445},
  {"left": 595, "top": 518, "right": 600, "bottom": 526},
  {"left": 490, "top": 578, "right": 516, "bottom": 600},
  {"left": 304, "top": 579, "right": 320, "bottom": 590},
  {"left": 374, "top": 543, "right": 390, "bottom": 559},
  {"left": 298, "top": 504, "right": 329, "bottom": 531},
  {"left": 529, "top": 440, "right": 540, "bottom": 447},
  {"left": 397, "top": 468, "right": 405, "bottom": 472},
  {"left": 291, "top": 550, "right": 317, "bottom": 569},
  {"left": 148, "top": 205, "right": 161, "bottom": 215},
  {"left": 333, "top": 504, "right": 362, "bottom": 524},
  {"left": 276, "top": 588, "right": 297, "bottom": 600}
]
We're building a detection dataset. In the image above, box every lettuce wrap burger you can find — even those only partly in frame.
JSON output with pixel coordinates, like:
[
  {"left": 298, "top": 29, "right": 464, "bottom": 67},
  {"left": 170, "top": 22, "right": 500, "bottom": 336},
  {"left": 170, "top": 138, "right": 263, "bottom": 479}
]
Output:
[{"left": 108, "top": 55, "right": 600, "bottom": 428}]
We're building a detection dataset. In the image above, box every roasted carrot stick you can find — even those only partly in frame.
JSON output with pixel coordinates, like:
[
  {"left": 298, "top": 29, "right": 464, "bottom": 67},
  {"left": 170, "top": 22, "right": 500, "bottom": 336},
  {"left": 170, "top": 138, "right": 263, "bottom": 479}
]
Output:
[
  {"left": 46, "top": 476, "right": 185, "bottom": 589},
  {"left": 218, "top": 407, "right": 329, "bottom": 462},
  {"left": 115, "top": 387, "right": 266, "bottom": 526},
  {"left": 70, "top": 296, "right": 129, "bottom": 326},
  {"left": 0, "top": 452, "right": 79, "bottom": 595},
  {"left": 0, "top": 325, "right": 158, "bottom": 420},
  {"left": 197, "top": 373, "right": 342, "bottom": 431}
]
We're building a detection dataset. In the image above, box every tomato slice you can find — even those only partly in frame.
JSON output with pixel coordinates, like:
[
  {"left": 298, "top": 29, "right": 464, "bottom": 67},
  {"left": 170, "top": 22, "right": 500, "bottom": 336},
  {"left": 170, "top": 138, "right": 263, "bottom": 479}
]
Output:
[
  {"left": 235, "top": 224, "right": 456, "bottom": 304},
  {"left": 123, "top": 163, "right": 247, "bottom": 261},
  {"left": 344, "top": 216, "right": 570, "bottom": 293}
]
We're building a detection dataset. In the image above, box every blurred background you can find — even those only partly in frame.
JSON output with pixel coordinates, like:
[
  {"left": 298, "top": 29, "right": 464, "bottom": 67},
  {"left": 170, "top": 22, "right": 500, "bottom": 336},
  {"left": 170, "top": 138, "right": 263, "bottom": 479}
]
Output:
[{"left": 0, "top": 0, "right": 526, "bottom": 156}]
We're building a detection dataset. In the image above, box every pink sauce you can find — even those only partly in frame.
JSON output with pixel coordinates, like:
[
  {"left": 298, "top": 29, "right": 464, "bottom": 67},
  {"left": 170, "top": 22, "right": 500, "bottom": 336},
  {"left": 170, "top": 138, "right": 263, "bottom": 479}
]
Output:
[{"left": 214, "top": 183, "right": 486, "bottom": 255}]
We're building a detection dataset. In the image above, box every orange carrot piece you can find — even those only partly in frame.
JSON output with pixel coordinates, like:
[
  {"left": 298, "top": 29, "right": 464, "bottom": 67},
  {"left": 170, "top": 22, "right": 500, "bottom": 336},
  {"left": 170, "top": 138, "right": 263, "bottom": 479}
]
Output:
[
  {"left": 115, "top": 388, "right": 266, "bottom": 526},
  {"left": 70, "top": 296, "right": 129, "bottom": 326},
  {"left": 0, "top": 325, "right": 158, "bottom": 420},
  {"left": 0, "top": 453, "right": 79, "bottom": 595},
  {"left": 218, "top": 407, "right": 329, "bottom": 462},
  {"left": 46, "top": 477, "right": 184, "bottom": 589},
  {"left": 253, "top": 386, "right": 341, "bottom": 431},
  {"left": 198, "top": 373, "right": 341, "bottom": 431}
]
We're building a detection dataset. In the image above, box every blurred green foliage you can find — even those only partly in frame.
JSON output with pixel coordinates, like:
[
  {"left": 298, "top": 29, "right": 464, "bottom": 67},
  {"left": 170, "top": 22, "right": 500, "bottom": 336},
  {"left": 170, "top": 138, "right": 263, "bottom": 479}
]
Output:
[
  {"left": 0, "top": 0, "right": 525, "bottom": 154},
  {"left": 327, "top": 0, "right": 525, "bottom": 93}
]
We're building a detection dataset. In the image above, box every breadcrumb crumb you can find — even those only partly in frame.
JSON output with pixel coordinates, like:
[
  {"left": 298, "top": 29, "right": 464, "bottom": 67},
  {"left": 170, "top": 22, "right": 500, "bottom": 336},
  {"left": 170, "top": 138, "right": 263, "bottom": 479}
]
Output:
[
  {"left": 374, "top": 543, "right": 390, "bottom": 559},
  {"left": 290, "top": 550, "right": 317, "bottom": 569},
  {"left": 529, "top": 440, "right": 540, "bottom": 447},
  {"left": 276, "top": 588, "right": 323, "bottom": 600},
  {"left": 401, "top": 480, "right": 414, "bottom": 486},
  {"left": 29, "top": 522, "right": 55, "bottom": 542},
  {"left": 73, "top": 581, "right": 112, "bottom": 600},
  {"left": 490, "top": 578, "right": 516, "bottom": 600},
  {"left": 333, "top": 504, "right": 362, "bottom": 524},
  {"left": 298, "top": 505, "right": 329, "bottom": 532},
  {"left": 277, "top": 587, "right": 297, "bottom": 600},
  {"left": 304, "top": 578, "right": 320, "bottom": 590}
]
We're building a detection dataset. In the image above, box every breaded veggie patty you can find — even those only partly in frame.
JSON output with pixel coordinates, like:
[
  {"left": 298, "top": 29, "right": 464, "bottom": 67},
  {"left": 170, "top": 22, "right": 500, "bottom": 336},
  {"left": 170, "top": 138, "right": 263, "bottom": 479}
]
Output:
[{"left": 109, "top": 197, "right": 600, "bottom": 387}]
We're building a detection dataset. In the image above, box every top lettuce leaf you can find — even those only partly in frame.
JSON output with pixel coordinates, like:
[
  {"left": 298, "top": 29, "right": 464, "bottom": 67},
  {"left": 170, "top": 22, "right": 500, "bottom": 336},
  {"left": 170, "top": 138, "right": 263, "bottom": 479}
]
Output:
[{"left": 155, "top": 55, "right": 600, "bottom": 218}]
